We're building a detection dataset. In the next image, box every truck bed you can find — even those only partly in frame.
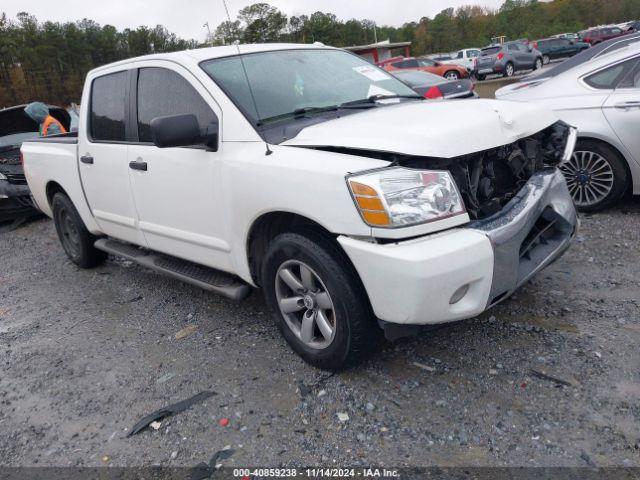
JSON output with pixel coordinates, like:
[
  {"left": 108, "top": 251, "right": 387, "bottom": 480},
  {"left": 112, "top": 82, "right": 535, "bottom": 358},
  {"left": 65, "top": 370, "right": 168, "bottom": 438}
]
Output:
[{"left": 21, "top": 132, "right": 100, "bottom": 233}]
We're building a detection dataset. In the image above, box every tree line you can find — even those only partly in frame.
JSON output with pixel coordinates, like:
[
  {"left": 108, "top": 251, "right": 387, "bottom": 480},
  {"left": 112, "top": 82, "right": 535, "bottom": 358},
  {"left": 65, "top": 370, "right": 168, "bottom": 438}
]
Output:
[{"left": 2, "top": 0, "right": 640, "bottom": 108}]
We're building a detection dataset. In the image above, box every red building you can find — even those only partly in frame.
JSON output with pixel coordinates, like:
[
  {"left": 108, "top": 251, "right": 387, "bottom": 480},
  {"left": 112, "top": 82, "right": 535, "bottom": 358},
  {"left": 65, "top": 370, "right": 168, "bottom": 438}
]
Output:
[{"left": 344, "top": 40, "right": 412, "bottom": 63}]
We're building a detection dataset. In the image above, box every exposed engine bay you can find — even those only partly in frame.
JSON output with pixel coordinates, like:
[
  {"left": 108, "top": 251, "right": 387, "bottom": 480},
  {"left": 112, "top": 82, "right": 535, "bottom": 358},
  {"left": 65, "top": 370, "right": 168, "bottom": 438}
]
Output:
[{"left": 306, "top": 121, "right": 572, "bottom": 220}]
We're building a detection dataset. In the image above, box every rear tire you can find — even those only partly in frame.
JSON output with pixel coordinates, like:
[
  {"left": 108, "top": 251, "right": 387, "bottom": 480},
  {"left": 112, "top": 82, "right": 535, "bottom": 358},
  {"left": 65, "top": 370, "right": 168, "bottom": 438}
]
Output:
[
  {"left": 52, "top": 193, "right": 106, "bottom": 268},
  {"left": 559, "top": 140, "right": 629, "bottom": 212},
  {"left": 504, "top": 62, "right": 515, "bottom": 77},
  {"left": 444, "top": 70, "right": 460, "bottom": 80},
  {"left": 542, "top": 55, "right": 550, "bottom": 65},
  {"left": 535, "top": 57, "right": 543, "bottom": 70},
  {"left": 475, "top": 73, "right": 486, "bottom": 81},
  {"left": 261, "top": 231, "right": 381, "bottom": 370}
]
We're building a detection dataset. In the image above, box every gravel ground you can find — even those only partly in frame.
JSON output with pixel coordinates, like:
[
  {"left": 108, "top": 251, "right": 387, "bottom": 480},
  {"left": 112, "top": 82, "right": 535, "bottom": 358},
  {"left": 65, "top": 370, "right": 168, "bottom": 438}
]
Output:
[{"left": 0, "top": 197, "right": 639, "bottom": 469}]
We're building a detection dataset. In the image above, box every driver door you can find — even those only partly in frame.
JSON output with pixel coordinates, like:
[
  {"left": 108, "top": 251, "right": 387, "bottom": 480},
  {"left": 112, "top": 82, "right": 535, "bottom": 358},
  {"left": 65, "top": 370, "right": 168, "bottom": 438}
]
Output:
[{"left": 126, "top": 63, "right": 232, "bottom": 271}]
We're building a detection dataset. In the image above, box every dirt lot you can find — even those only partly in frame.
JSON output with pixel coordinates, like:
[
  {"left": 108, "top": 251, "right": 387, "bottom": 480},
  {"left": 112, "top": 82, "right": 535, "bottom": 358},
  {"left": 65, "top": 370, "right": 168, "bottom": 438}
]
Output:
[{"left": 1, "top": 198, "right": 639, "bottom": 470}]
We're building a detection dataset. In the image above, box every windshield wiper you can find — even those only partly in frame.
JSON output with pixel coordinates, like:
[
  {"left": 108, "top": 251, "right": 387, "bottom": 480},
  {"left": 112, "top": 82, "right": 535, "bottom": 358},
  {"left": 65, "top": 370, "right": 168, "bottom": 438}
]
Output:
[
  {"left": 257, "top": 105, "right": 340, "bottom": 126},
  {"left": 256, "top": 94, "right": 423, "bottom": 126},
  {"left": 339, "top": 94, "right": 424, "bottom": 108}
]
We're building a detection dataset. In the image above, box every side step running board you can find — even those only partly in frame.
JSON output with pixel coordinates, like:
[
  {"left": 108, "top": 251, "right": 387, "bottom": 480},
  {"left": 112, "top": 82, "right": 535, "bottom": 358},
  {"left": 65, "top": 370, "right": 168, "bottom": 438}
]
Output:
[{"left": 94, "top": 238, "right": 251, "bottom": 301}]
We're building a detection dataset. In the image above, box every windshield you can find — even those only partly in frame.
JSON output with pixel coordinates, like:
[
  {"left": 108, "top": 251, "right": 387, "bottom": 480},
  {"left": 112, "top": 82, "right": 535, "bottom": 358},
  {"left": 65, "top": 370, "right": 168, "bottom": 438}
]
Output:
[{"left": 201, "top": 49, "right": 417, "bottom": 125}]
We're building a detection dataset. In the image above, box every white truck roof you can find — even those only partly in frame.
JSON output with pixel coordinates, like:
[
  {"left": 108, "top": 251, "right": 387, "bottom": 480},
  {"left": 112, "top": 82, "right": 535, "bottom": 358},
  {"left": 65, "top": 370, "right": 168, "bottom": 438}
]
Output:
[{"left": 90, "top": 43, "right": 330, "bottom": 74}]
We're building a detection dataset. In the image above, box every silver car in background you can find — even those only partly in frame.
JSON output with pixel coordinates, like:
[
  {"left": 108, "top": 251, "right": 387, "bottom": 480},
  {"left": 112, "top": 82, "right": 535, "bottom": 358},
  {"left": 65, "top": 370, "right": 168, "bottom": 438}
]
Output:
[
  {"left": 474, "top": 42, "right": 544, "bottom": 80},
  {"left": 496, "top": 40, "right": 640, "bottom": 211}
]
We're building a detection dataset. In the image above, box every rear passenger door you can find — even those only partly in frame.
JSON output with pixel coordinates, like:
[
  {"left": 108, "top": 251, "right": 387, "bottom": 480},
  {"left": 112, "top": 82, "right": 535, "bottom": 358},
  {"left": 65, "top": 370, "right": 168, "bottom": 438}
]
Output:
[
  {"left": 126, "top": 63, "right": 232, "bottom": 271},
  {"left": 79, "top": 69, "right": 146, "bottom": 245},
  {"left": 601, "top": 57, "right": 640, "bottom": 164}
]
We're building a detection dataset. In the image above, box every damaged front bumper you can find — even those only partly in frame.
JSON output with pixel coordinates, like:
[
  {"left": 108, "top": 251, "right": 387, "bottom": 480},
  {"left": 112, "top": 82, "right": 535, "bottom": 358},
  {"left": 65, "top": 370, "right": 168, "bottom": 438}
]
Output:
[
  {"left": 338, "top": 167, "right": 577, "bottom": 327},
  {"left": 0, "top": 179, "right": 38, "bottom": 222}
]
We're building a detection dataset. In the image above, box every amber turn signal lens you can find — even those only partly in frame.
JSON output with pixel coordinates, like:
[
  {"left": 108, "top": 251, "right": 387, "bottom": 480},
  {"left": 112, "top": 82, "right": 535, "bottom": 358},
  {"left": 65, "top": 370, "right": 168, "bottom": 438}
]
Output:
[
  {"left": 356, "top": 196, "right": 385, "bottom": 211},
  {"left": 349, "top": 181, "right": 378, "bottom": 196},
  {"left": 362, "top": 210, "right": 390, "bottom": 226}
]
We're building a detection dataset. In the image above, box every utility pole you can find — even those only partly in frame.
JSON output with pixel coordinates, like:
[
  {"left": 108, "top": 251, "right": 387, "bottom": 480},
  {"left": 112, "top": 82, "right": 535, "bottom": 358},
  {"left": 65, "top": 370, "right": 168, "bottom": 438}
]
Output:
[{"left": 203, "top": 22, "right": 211, "bottom": 44}]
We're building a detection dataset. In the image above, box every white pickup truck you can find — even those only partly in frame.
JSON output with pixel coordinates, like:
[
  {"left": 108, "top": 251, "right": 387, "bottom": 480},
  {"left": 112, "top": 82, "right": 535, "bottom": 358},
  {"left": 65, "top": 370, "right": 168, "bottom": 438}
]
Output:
[
  {"left": 22, "top": 44, "right": 578, "bottom": 370},
  {"left": 443, "top": 48, "right": 482, "bottom": 73}
]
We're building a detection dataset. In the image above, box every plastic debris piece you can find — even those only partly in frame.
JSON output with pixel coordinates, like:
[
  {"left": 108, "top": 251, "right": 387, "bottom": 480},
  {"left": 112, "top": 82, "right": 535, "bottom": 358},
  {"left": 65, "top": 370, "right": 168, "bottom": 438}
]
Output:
[{"left": 127, "top": 391, "right": 216, "bottom": 437}]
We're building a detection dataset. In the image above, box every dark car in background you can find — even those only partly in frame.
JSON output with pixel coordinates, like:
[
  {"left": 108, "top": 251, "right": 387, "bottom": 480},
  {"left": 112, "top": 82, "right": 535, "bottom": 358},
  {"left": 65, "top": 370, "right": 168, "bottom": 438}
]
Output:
[
  {"left": 391, "top": 70, "right": 476, "bottom": 99},
  {"left": 580, "top": 26, "right": 628, "bottom": 45},
  {"left": 474, "top": 41, "right": 543, "bottom": 80},
  {"left": 0, "top": 104, "right": 70, "bottom": 223},
  {"left": 533, "top": 37, "right": 590, "bottom": 64}
]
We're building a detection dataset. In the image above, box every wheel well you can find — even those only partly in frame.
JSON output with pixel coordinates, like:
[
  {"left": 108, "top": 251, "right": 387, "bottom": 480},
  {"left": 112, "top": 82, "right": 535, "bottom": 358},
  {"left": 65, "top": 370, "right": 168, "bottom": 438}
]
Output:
[
  {"left": 247, "top": 212, "right": 340, "bottom": 286},
  {"left": 45, "top": 181, "right": 68, "bottom": 207},
  {"left": 576, "top": 136, "right": 632, "bottom": 189}
]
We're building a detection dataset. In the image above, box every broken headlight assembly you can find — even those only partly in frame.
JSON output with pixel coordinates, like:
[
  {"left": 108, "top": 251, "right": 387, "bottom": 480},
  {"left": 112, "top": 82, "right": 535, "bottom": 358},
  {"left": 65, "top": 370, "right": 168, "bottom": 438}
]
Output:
[{"left": 347, "top": 167, "right": 466, "bottom": 228}]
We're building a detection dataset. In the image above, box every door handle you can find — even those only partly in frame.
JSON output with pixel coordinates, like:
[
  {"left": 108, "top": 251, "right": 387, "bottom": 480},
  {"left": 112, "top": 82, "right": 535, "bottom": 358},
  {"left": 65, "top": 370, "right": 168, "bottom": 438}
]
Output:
[
  {"left": 129, "top": 160, "right": 148, "bottom": 171},
  {"left": 80, "top": 155, "right": 94, "bottom": 164},
  {"left": 614, "top": 101, "right": 640, "bottom": 110}
]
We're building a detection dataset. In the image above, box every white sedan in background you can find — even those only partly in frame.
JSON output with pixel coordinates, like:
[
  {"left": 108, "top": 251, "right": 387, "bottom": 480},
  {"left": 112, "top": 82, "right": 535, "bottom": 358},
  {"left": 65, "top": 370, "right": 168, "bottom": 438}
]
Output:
[{"left": 496, "top": 40, "right": 640, "bottom": 211}]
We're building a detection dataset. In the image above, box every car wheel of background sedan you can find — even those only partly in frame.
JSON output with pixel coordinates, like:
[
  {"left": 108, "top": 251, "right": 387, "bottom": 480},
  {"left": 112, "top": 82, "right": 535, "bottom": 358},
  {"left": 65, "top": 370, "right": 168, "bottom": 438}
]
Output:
[
  {"left": 504, "top": 62, "right": 515, "bottom": 77},
  {"left": 475, "top": 73, "right": 486, "bottom": 81},
  {"left": 52, "top": 193, "right": 107, "bottom": 268},
  {"left": 542, "top": 55, "right": 550, "bottom": 65},
  {"left": 444, "top": 70, "right": 460, "bottom": 80},
  {"left": 261, "top": 231, "right": 381, "bottom": 370},
  {"left": 559, "top": 140, "right": 629, "bottom": 212}
]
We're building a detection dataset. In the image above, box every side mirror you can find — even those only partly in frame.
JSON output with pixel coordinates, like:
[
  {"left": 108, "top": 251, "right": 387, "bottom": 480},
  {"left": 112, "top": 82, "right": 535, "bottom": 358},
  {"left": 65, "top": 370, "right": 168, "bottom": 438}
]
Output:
[{"left": 150, "top": 114, "right": 219, "bottom": 151}]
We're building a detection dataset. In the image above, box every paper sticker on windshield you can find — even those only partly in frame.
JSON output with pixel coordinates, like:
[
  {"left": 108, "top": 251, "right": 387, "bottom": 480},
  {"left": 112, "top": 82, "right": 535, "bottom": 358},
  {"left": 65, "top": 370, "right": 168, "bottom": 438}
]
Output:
[
  {"left": 367, "top": 85, "right": 396, "bottom": 98},
  {"left": 353, "top": 65, "right": 389, "bottom": 82}
]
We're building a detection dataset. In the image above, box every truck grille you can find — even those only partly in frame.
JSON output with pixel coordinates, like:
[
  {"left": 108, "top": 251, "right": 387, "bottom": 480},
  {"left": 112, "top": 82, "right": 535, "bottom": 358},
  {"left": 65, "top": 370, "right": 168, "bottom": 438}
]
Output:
[
  {"left": 4, "top": 173, "right": 27, "bottom": 185},
  {"left": 0, "top": 150, "right": 21, "bottom": 165}
]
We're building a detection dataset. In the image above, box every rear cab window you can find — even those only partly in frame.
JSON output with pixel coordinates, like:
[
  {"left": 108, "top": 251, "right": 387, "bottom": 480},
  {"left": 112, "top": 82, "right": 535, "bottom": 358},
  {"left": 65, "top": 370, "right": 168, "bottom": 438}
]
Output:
[{"left": 90, "top": 71, "right": 128, "bottom": 142}]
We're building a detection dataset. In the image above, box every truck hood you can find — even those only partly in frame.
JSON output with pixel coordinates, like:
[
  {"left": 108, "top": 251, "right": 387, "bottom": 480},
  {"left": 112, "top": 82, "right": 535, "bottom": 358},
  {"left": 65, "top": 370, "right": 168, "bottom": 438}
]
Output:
[{"left": 282, "top": 99, "right": 558, "bottom": 158}]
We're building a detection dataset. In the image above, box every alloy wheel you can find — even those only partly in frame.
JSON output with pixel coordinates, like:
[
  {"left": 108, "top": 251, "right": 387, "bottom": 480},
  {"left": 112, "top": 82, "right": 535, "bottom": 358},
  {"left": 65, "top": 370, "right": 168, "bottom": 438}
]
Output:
[
  {"left": 275, "top": 260, "right": 336, "bottom": 349},
  {"left": 445, "top": 71, "right": 459, "bottom": 80},
  {"left": 535, "top": 58, "right": 543, "bottom": 70},
  {"left": 506, "top": 63, "right": 514, "bottom": 76},
  {"left": 560, "top": 150, "right": 615, "bottom": 207},
  {"left": 543, "top": 55, "right": 550, "bottom": 65}
]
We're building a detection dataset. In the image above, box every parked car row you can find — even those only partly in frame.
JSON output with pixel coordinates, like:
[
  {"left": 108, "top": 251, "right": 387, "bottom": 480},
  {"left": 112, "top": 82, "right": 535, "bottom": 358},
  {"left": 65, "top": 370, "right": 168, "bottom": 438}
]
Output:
[{"left": 377, "top": 56, "right": 469, "bottom": 80}]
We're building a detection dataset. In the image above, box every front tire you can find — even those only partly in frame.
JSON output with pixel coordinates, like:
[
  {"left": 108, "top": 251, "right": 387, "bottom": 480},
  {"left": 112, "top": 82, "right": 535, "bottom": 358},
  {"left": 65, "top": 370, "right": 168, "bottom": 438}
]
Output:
[
  {"left": 261, "top": 232, "right": 380, "bottom": 370},
  {"left": 559, "top": 140, "right": 629, "bottom": 211},
  {"left": 52, "top": 193, "right": 106, "bottom": 268},
  {"left": 535, "top": 57, "right": 544, "bottom": 70},
  {"left": 542, "top": 55, "right": 550, "bottom": 65}
]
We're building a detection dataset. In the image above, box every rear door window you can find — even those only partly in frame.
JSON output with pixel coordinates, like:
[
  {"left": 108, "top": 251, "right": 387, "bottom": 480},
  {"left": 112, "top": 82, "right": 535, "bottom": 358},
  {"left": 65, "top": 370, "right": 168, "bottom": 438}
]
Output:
[
  {"left": 136, "top": 67, "right": 217, "bottom": 143},
  {"left": 584, "top": 58, "right": 639, "bottom": 89},
  {"left": 90, "top": 71, "right": 128, "bottom": 142},
  {"left": 618, "top": 58, "right": 640, "bottom": 88}
]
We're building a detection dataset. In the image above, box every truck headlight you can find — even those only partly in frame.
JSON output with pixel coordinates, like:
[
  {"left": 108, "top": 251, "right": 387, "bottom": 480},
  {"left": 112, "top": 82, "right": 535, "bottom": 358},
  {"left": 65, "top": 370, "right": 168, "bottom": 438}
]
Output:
[{"left": 347, "top": 167, "right": 466, "bottom": 228}]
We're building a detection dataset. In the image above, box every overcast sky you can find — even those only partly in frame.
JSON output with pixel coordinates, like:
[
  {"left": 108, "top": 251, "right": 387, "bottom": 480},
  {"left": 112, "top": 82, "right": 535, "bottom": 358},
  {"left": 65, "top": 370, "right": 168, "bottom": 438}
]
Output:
[{"left": 7, "top": 0, "right": 506, "bottom": 41}]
